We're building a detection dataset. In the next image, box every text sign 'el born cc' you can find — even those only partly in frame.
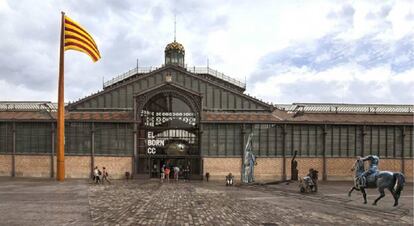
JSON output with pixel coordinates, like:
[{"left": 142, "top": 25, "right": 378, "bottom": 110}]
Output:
[{"left": 146, "top": 131, "right": 165, "bottom": 155}]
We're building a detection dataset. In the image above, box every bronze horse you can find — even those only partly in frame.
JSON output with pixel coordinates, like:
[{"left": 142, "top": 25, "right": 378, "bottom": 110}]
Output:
[{"left": 348, "top": 159, "right": 405, "bottom": 206}]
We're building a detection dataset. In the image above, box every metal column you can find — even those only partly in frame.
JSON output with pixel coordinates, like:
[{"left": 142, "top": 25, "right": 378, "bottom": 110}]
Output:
[{"left": 12, "top": 122, "right": 16, "bottom": 177}]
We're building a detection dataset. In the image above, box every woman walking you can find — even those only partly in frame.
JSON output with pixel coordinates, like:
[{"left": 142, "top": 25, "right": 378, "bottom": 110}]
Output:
[{"left": 164, "top": 167, "right": 170, "bottom": 182}]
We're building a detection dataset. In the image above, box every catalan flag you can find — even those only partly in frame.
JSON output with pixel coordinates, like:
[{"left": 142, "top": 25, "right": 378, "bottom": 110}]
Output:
[
  {"left": 56, "top": 12, "right": 101, "bottom": 181},
  {"left": 64, "top": 15, "right": 101, "bottom": 62}
]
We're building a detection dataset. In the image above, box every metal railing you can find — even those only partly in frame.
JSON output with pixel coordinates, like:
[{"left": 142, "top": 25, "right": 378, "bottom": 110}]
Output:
[
  {"left": 103, "top": 66, "right": 246, "bottom": 89},
  {"left": 186, "top": 66, "right": 245, "bottom": 88},
  {"left": 103, "top": 67, "right": 160, "bottom": 88},
  {"left": 0, "top": 101, "right": 58, "bottom": 112},
  {"left": 275, "top": 103, "right": 414, "bottom": 114}
]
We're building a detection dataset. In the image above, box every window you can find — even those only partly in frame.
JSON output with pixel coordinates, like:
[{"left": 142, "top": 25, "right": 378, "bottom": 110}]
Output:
[
  {"left": 66, "top": 122, "right": 91, "bottom": 155},
  {"left": 15, "top": 123, "right": 51, "bottom": 154},
  {"left": 95, "top": 123, "right": 133, "bottom": 156}
]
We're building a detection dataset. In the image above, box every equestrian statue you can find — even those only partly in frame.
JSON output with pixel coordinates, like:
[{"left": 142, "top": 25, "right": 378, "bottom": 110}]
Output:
[{"left": 348, "top": 155, "right": 405, "bottom": 206}]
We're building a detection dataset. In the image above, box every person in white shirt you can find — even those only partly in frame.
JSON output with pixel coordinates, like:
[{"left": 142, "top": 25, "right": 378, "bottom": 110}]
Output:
[
  {"left": 160, "top": 165, "right": 165, "bottom": 182},
  {"left": 93, "top": 166, "right": 100, "bottom": 184},
  {"left": 173, "top": 166, "right": 180, "bottom": 181}
]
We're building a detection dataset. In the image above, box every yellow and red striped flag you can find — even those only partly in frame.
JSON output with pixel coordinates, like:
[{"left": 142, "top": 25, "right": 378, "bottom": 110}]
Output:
[
  {"left": 56, "top": 13, "right": 101, "bottom": 181},
  {"left": 64, "top": 16, "right": 101, "bottom": 62}
]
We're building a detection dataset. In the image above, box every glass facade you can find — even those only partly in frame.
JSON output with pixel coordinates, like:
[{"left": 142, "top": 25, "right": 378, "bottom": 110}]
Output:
[{"left": 0, "top": 121, "right": 411, "bottom": 158}]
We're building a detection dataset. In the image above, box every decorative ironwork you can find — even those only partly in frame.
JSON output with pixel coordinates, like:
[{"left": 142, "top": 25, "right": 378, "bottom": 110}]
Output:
[
  {"left": 135, "top": 84, "right": 202, "bottom": 124},
  {"left": 103, "top": 66, "right": 246, "bottom": 89},
  {"left": 142, "top": 111, "right": 196, "bottom": 127},
  {"left": 165, "top": 41, "right": 185, "bottom": 54}
]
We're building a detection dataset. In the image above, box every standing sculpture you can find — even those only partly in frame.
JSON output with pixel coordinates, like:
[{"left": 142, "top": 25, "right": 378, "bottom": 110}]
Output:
[
  {"left": 242, "top": 133, "right": 256, "bottom": 183},
  {"left": 291, "top": 150, "right": 298, "bottom": 181}
]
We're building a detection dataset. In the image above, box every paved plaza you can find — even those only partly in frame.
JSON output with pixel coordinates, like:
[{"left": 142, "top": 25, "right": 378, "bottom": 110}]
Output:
[{"left": 0, "top": 178, "right": 412, "bottom": 225}]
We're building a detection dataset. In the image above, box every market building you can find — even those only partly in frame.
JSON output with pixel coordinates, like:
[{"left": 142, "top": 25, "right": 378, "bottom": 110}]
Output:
[{"left": 0, "top": 40, "right": 413, "bottom": 181}]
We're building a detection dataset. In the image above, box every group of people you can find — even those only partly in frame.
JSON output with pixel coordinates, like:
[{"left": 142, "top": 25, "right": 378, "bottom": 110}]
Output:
[
  {"left": 93, "top": 166, "right": 111, "bottom": 184},
  {"left": 160, "top": 165, "right": 179, "bottom": 182},
  {"left": 160, "top": 165, "right": 190, "bottom": 182}
]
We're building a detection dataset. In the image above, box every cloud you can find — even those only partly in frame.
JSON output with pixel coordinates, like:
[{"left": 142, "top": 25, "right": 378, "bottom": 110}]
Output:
[
  {"left": 327, "top": 4, "right": 355, "bottom": 29},
  {"left": 248, "top": 1, "right": 414, "bottom": 104},
  {"left": 0, "top": 0, "right": 412, "bottom": 104},
  {"left": 251, "top": 64, "right": 414, "bottom": 104}
]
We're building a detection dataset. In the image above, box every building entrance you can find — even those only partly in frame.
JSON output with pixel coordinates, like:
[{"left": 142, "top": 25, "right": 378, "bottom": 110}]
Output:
[
  {"left": 148, "top": 157, "right": 201, "bottom": 179},
  {"left": 135, "top": 88, "right": 202, "bottom": 179}
]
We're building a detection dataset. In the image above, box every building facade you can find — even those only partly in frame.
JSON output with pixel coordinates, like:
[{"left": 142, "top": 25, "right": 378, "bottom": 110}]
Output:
[{"left": 0, "top": 41, "right": 413, "bottom": 181}]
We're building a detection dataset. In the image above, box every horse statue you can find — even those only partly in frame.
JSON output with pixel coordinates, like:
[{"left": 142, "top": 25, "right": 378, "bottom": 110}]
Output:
[{"left": 348, "top": 158, "right": 405, "bottom": 206}]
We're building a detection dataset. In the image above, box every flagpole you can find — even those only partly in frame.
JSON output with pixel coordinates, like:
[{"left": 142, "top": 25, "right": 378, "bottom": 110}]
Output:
[{"left": 57, "top": 11, "right": 65, "bottom": 181}]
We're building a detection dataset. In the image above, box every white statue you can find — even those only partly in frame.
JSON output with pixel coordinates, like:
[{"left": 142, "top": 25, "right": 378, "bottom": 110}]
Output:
[{"left": 242, "top": 133, "right": 256, "bottom": 183}]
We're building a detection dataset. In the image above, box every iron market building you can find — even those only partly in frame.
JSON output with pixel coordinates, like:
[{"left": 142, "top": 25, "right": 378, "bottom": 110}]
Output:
[{"left": 0, "top": 40, "right": 413, "bottom": 181}]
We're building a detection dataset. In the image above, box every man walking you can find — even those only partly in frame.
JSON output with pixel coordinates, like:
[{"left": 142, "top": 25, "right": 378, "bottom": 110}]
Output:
[{"left": 93, "top": 166, "right": 100, "bottom": 184}]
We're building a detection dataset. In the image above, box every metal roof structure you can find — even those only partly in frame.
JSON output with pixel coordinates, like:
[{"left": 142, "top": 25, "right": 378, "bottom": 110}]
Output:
[
  {"left": 276, "top": 103, "right": 414, "bottom": 114},
  {"left": 1, "top": 101, "right": 412, "bottom": 115},
  {"left": 0, "top": 101, "right": 58, "bottom": 112},
  {"left": 103, "top": 66, "right": 246, "bottom": 89},
  {"left": 0, "top": 102, "right": 412, "bottom": 124}
]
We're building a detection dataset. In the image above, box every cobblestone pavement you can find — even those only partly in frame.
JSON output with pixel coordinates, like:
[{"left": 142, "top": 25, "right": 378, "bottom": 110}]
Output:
[{"left": 89, "top": 180, "right": 413, "bottom": 225}]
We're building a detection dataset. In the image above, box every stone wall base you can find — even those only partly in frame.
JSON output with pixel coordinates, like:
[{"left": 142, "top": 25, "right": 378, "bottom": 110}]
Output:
[
  {"left": 0, "top": 154, "right": 411, "bottom": 182},
  {"left": 0, "top": 155, "right": 132, "bottom": 179},
  {"left": 203, "top": 157, "right": 413, "bottom": 182}
]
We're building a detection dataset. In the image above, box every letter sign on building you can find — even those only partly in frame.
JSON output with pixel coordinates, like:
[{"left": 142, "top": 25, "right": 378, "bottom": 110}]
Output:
[{"left": 146, "top": 131, "right": 165, "bottom": 155}]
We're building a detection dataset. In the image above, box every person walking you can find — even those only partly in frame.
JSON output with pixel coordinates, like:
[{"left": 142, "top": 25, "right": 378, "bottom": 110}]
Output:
[
  {"left": 164, "top": 167, "right": 170, "bottom": 182},
  {"left": 160, "top": 164, "right": 165, "bottom": 182},
  {"left": 93, "top": 166, "right": 101, "bottom": 184},
  {"left": 184, "top": 165, "right": 190, "bottom": 181},
  {"left": 102, "top": 167, "right": 111, "bottom": 184},
  {"left": 174, "top": 166, "right": 180, "bottom": 181}
]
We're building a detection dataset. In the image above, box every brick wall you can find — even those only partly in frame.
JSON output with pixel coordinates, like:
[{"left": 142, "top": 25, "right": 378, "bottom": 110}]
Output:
[
  {"left": 203, "top": 157, "right": 241, "bottom": 181},
  {"left": 326, "top": 158, "right": 355, "bottom": 181},
  {"left": 15, "top": 155, "right": 52, "bottom": 177},
  {"left": 380, "top": 159, "right": 401, "bottom": 172},
  {"left": 94, "top": 156, "right": 132, "bottom": 179},
  {"left": 65, "top": 156, "right": 91, "bottom": 178},
  {"left": 404, "top": 159, "right": 413, "bottom": 182},
  {"left": 1, "top": 154, "right": 412, "bottom": 182},
  {"left": 286, "top": 157, "right": 323, "bottom": 180},
  {"left": 254, "top": 158, "right": 283, "bottom": 181},
  {"left": 203, "top": 157, "right": 283, "bottom": 182},
  {"left": 0, "top": 155, "right": 12, "bottom": 176}
]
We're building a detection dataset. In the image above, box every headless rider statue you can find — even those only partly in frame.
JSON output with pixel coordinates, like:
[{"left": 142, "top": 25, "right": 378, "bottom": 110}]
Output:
[{"left": 358, "top": 155, "right": 380, "bottom": 187}]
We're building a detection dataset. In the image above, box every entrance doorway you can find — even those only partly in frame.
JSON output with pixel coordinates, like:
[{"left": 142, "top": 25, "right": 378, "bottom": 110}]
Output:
[
  {"left": 135, "top": 88, "right": 202, "bottom": 179},
  {"left": 146, "top": 157, "right": 201, "bottom": 180}
]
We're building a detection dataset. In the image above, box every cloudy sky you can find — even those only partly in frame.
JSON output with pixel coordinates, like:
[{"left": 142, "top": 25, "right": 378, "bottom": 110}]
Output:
[{"left": 0, "top": 0, "right": 413, "bottom": 104}]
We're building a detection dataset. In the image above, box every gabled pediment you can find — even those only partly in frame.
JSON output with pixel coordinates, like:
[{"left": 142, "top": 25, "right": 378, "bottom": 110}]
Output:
[
  {"left": 134, "top": 80, "right": 202, "bottom": 98},
  {"left": 68, "top": 64, "right": 273, "bottom": 112}
]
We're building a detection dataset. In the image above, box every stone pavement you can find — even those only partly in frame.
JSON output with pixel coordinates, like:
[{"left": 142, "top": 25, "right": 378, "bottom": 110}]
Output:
[
  {"left": 0, "top": 178, "right": 90, "bottom": 226},
  {"left": 89, "top": 179, "right": 413, "bottom": 225},
  {"left": 0, "top": 178, "right": 412, "bottom": 225}
]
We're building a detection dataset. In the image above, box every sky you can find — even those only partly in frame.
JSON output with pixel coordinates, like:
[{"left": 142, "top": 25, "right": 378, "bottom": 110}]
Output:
[{"left": 0, "top": 0, "right": 413, "bottom": 104}]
